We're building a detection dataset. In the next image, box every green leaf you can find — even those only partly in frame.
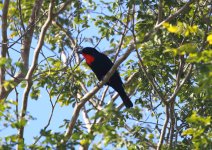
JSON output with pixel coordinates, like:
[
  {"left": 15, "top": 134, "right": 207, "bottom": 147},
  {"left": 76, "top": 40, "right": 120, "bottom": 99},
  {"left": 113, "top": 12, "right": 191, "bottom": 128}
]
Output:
[
  {"left": 30, "top": 87, "right": 40, "bottom": 100},
  {"left": 0, "top": 57, "right": 8, "bottom": 67},
  {"left": 3, "top": 80, "right": 15, "bottom": 91}
]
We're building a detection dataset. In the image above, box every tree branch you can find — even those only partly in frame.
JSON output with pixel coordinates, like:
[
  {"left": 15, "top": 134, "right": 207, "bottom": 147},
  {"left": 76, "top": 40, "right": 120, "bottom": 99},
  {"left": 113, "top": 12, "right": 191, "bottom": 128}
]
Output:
[
  {"left": 157, "top": 0, "right": 163, "bottom": 24},
  {"left": 99, "top": 86, "right": 109, "bottom": 106},
  {"left": 21, "top": 0, "right": 44, "bottom": 68},
  {"left": 176, "top": 56, "right": 185, "bottom": 88},
  {"left": 17, "top": 0, "right": 26, "bottom": 32},
  {"left": 169, "top": 101, "right": 175, "bottom": 149},
  {"left": 0, "top": 0, "right": 10, "bottom": 100},
  {"left": 82, "top": 106, "right": 92, "bottom": 132},
  {"left": 1, "top": 0, "right": 74, "bottom": 101},
  {"left": 17, "top": 1, "right": 54, "bottom": 149},
  {"left": 168, "top": 64, "right": 193, "bottom": 103},
  {"left": 0, "top": 72, "right": 25, "bottom": 100},
  {"left": 157, "top": 105, "right": 170, "bottom": 150},
  {"left": 113, "top": 7, "right": 131, "bottom": 62},
  {"left": 79, "top": 81, "right": 102, "bottom": 110}
]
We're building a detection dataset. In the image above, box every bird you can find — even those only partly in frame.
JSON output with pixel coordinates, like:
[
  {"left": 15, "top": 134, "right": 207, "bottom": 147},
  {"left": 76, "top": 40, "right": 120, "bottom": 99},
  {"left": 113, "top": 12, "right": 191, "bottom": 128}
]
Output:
[{"left": 77, "top": 47, "right": 133, "bottom": 108}]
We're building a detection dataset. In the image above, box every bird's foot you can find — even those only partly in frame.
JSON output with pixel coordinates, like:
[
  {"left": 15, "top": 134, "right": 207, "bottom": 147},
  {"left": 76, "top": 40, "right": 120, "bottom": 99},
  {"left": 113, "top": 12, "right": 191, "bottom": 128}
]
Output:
[{"left": 96, "top": 81, "right": 101, "bottom": 88}]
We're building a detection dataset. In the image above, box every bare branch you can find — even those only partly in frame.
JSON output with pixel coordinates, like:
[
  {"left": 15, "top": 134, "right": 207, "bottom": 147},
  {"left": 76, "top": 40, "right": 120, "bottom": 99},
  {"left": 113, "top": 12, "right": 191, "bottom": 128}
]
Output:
[
  {"left": 17, "top": 0, "right": 26, "bottom": 32},
  {"left": 113, "top": 6, "right": 131, "bottom": 62},
  {"left": 21, "top": 0, "right": 44, "bottom": 68},
  {"left": 168, "top": 64, "right": 193, "bottom": 103},
  {"left": 79, "top": 112, "right": 90, "bottom": 150},
  {"left": 82, "top": 106, "right": 92, "bottom": 132},
  {"left": 176, "top": 56, "right": 185, "bottom": 88},
  {"left": 15, "top": 87, "right": 19, "bottom": 121},
  {"left": 99, "top": 86, "right": 109, "bottom": 106},
  {"left": 157, "top": 0, "right": 163, "bottom": 24},
  {"left": 79, "top": 82, "right": 102, "bottom": 110},
  {"left": 169, "top": 101, "right": 175, "bottom": 149},
  {"left": 0, "top": 0, "right": 10, "bottom": 100},
  {"left": 157, "top": 105, "right": 170, "bottom": 150},
  {"left": 1, "top": 0, "right": 9, "bottom": 54},
  {"left": 17, "top": 1, "right": 55, "bottom": 148}
]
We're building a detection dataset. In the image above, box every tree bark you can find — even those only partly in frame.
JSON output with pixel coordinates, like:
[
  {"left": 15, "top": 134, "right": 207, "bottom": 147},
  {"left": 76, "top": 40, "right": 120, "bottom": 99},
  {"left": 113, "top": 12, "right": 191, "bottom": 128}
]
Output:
[{"left": 0, "top": 0, "right": 10, "bottom": 100}]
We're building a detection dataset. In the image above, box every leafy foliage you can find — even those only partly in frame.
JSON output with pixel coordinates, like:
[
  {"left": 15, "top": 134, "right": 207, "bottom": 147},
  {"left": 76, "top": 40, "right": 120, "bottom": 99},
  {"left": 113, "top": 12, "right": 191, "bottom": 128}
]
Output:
[{"left": 0, "top": 0, "right": 211, "bottom": 149}]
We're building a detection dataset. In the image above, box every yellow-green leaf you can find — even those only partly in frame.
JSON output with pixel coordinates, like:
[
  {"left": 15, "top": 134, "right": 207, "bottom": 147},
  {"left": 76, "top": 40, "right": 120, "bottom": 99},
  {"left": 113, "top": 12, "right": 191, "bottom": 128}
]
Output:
[
  {"left": 0, "top": 57, "right": 7, "bottom": 67},
  {"left": 207, "top": 34, "right": 212, "bottom": 44},
  {"left": 167, "top": 25, "right": 178, "bottom": 33}
]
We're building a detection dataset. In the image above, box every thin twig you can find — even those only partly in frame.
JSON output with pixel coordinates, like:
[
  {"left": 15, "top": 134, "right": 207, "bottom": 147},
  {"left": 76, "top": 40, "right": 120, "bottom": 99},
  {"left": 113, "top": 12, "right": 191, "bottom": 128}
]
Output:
[
  {"left": 17, "top": 0, "right": 26, "bottom": 32},
  {"left": 15, "top": 87, "right": 19, "bottom": 121},
  {"left": 157, "top": 0, "right": 163, "bottom": 24},
  {"left": 99, "top": 86, "right": 109, "bottom": 106},
  {"left": 168, "top": 64, "right": 193, "bottom": 103},
  {"left": 157, "top": 105, "right": 170, "bottom": 150},
  {"left": 32, "top": 80, "right": 69, "bottom": 146}
]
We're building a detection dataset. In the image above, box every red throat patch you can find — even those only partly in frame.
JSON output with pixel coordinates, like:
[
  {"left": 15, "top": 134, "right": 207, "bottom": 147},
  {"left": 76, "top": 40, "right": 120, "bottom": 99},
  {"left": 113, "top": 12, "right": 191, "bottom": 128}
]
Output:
[{"left": 82, "top": 53, "right": 95, "bottom": 65}]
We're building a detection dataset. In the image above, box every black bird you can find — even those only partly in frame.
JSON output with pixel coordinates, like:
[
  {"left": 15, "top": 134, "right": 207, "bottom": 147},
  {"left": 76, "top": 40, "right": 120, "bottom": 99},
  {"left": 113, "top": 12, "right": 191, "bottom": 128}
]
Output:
[{"left": 78, "top": 47, "right": 133, "bottom": 108}]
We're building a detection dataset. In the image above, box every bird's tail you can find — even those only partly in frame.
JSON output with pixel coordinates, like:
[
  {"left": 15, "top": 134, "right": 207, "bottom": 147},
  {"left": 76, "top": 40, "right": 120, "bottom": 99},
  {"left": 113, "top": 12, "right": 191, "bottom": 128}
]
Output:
[{"left": 115, "top": 86, "right": 133, "bottom": 108}]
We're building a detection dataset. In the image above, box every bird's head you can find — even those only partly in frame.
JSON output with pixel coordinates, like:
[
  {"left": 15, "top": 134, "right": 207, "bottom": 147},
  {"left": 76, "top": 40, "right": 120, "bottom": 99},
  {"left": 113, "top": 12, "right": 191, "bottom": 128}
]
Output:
[
  {"left": 77, "top": 47, "right": 99, "bottom": 65},
  {"left": 77, "top": 47, "right": 99, "bottom": 55}
]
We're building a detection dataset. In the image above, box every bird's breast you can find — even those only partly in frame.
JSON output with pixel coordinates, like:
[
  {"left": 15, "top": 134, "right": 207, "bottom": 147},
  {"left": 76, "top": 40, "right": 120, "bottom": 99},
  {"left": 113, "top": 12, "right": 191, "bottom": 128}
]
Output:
[{"left": 82, "top": 54, "right": 95, "bottom": 65}]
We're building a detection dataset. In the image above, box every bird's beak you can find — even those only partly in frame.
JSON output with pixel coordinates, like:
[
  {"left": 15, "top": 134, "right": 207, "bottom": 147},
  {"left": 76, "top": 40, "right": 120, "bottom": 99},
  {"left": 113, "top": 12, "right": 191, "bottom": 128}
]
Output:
[{"left": 77, "top": 50, "right": 83, "bottom": 54}]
